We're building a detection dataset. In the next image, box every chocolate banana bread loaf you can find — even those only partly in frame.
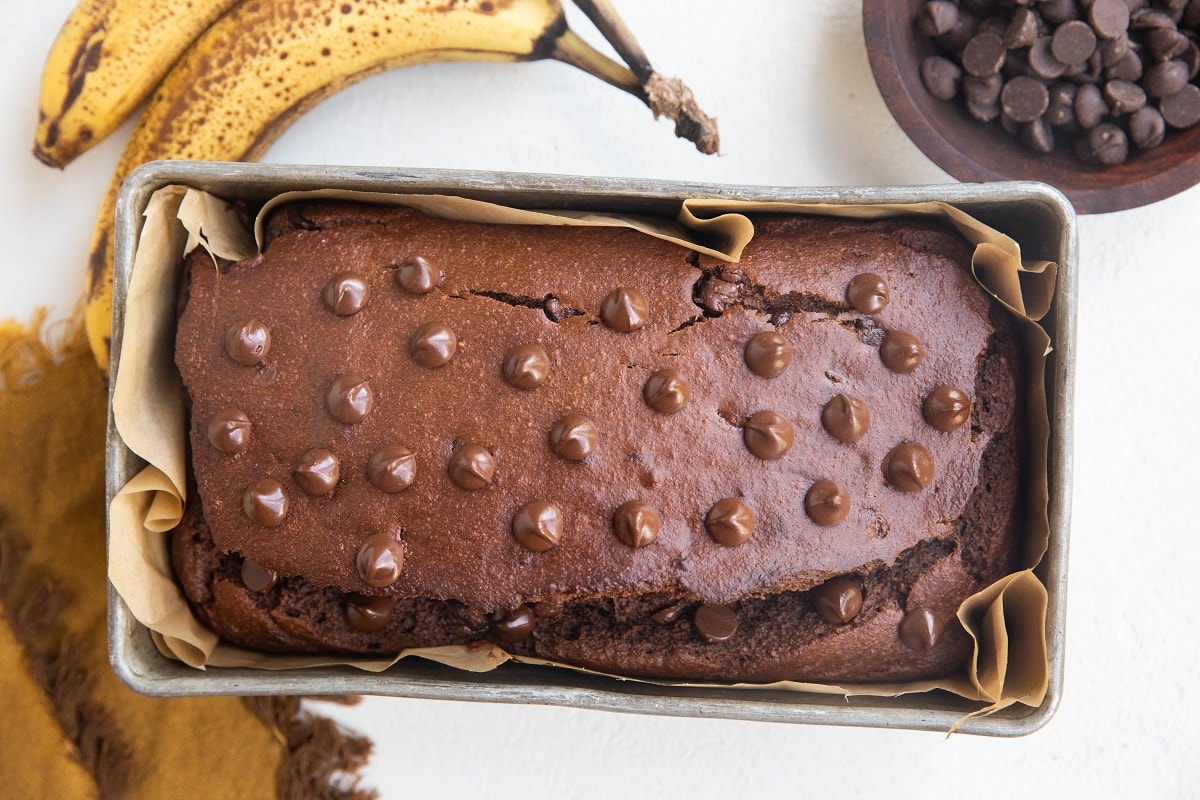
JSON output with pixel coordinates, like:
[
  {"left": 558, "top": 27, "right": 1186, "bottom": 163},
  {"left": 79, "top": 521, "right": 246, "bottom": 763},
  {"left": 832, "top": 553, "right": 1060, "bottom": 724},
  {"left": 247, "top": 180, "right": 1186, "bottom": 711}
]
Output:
[{"left": 170, "top": 200, "right": 1023, "bottom": 683}]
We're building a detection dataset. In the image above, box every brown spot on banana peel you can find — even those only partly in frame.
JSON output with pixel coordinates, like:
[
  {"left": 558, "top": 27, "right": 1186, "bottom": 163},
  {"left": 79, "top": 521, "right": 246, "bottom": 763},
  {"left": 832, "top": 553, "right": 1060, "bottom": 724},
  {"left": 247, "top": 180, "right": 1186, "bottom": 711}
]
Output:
[
  {"left": 65, "top": 27, "right": 107, "bottom": 114},
  {"left": 36, "top": 27, "right": 106, "bottom": 165},
  {"left": 85, "top": 216, "right": 114, "bottom": 368},
  {"left": 86, "top": 228, "right": 109, "bottom": 302}
]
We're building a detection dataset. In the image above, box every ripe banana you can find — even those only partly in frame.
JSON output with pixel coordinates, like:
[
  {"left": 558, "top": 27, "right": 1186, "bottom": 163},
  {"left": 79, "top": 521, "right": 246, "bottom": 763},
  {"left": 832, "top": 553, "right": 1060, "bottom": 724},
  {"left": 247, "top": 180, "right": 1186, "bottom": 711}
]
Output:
[
  {"left": 34, "top": 0, "right": 243, "bottom": 168},
  {"left": 79, "top": 0, "right": 718, "bottom": 368}
]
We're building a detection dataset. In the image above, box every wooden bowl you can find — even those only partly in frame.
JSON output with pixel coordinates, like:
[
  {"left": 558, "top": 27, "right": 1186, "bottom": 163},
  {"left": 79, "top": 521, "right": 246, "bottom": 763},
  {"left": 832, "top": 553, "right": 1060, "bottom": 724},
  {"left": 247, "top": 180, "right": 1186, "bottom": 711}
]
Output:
[{"left": 863, "top": 0, "right": 1200, "bottom": 213}]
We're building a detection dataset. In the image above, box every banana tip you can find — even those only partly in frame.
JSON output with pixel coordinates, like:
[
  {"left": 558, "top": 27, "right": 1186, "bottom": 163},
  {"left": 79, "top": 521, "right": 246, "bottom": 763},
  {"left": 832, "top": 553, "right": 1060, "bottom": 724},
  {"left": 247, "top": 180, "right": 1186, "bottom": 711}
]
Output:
[{"left": 32, "top": 144, "right": 68, "bottom": 170}]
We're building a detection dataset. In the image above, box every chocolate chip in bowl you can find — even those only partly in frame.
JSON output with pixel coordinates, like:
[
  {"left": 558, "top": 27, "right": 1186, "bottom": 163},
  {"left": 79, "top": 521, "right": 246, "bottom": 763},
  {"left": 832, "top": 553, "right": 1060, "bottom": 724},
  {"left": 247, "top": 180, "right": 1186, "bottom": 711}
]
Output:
[{"left": 863, "top": 0, "right": 1200, "bottom": 212}]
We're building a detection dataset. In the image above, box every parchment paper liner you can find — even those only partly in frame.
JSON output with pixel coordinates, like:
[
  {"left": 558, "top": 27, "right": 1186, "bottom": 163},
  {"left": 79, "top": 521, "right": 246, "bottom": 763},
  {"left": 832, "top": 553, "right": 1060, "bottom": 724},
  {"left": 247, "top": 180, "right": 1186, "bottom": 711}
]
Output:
[{"left": 109, "top": 185, "right": 1056, "bottom": 716}]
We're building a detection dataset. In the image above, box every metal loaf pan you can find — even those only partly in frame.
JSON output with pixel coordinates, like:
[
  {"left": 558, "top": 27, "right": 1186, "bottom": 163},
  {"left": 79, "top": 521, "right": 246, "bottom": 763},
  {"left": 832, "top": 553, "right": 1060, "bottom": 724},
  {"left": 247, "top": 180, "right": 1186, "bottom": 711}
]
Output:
[{"left": 107, "top": 161, "right": 1076, "bottom": 736}]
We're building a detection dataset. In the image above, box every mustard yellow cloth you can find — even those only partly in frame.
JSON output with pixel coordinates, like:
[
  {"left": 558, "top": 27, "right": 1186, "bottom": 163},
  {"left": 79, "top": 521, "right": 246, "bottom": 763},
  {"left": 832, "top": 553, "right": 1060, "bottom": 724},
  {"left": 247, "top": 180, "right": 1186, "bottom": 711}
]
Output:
[{"left": 0, "top": 315, "right": 375, "bottom": 799}]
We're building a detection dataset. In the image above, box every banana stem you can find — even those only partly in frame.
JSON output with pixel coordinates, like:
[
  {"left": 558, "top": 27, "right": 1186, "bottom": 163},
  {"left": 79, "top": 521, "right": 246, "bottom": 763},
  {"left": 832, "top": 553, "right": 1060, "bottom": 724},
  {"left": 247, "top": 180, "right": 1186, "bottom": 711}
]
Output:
[
  {"left": 551, "top": 29, "right": 644, "bottom": 97},
  {"left": 564, "top": 1, "right": 720, "bottom": 155},
  {"left": 570, "top": 0, "right": 653, "bottom": 83}
]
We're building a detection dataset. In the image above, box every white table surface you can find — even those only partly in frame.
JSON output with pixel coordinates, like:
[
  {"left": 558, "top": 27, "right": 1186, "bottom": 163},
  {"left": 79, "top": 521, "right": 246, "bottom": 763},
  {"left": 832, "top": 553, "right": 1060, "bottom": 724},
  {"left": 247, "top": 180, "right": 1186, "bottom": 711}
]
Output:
[{"left": 4, "top": 1, "right": 1198, "bottom": 797}]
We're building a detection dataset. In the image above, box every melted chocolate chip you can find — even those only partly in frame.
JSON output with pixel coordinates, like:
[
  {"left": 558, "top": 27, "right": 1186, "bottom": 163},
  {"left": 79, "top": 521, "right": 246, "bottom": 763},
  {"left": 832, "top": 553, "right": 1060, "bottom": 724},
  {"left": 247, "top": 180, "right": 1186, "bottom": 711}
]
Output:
[
  {"left": 532, "top": 601, "right": 561, "bottom": 619},
  {"left": 367, "top": 446, "right": 417, "bottom": 493},
  {"left": 879, "top": 330, "right": 925, "bottom": 373},
  {"left": 883, "top": 442, "right": 935, "bottom": 492},
  {"left": 355, "top": 533, "right": 404, "bottom": 588},
  {"left": 511, "top": 501, "right": 563, "bottom": 552},
  {"left": 846, "top": 273, "right": 890, "bottom": 314},
  {"left": 743, "top": 410, "right": 794, "bottom": 460},
  {"left": 548, "top": 414, "right": 598, "bottom": 461},
  {"left": 489, "top": 605, "right": 536, "bottom": 643},
  {"left": 651, "top": 603, "right": 686, "bottom": 624},
  {"left": 292, "top": 448, "right": 340, "bottom": 496},
  {"left": 705, "top": 498, "right": 755, "bottom": 547},
  {"left": 693, "top": 605, "right": 738, "bottom": 643},
  {"left": 409, "top": 322, "right": 457, "bottom": 368},
  {"left": 643, "top": 368, "right": 690, "bottom": 414},
  {"left": 206, "top": 409, "right": 251, "bottom": 454},
  {"left": 326, "top": 376, "right": 373, "bottom": 424},
  {"left": 225, "top": 320, "right": 271, "bottom": 365},
  {"left": 805, "top": 479, "right": 851, "bottom": 526},
  {"left": 345, "top": 595, "right": 395, "bottom": 633},
  {"left": 820, "top": 394, "right": 871, "bottom": 444},
  {"left": 695, "top": 273, "right": 740, "bottom": 314},
  {"left": 396, "top": 255, "right": 442, "bottom": 294},
  {"left": 447, "top": 443, "right": 495, "bottom": 491},
  {"left": 600, "top": 287, "right": 649, "bottom": 332},
  {"left": 923, "top": 386, "right": 973, "bottom": 432},
  {"left": 898, "top": 607, "right": 943, "bottom": 651},
  {"left": 322, "top": 271, "right": 370, "bottom": 315},
  {"left": 812, "top": 577, "right": 863, "bottom": 624},
  {"left": 242, "top": 479, "right": 288, "bottom": 527},
  {"left": 612, "top": 501, "right": 661, "bottom": 548},
  {"left": 502, "top": 343, "right": 550, "bottom": 390},
  {"left": 743, "top": 331, "right": 793, "bottom": 378},
  {"left": 240, "top": 560, "right": 277, "bottom": 592}
]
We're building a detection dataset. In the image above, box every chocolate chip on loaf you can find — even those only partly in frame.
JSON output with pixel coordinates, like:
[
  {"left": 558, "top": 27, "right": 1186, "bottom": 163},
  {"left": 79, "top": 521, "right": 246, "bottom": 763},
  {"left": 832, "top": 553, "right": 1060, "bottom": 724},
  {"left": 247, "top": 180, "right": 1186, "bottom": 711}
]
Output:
[
  {"left": 293, "top": 449, "right": 340, "bottom": 496},
  {"left": 502, "top": 343, "right": 550, "bottom": 390},
  {"left": 643, "top": 368, "right": 690, "bottom": 414},
  {"left": 396, "top": 255, "right": 442, "bottom": 294},
  {"left": 743, "top": 330, "right": 793, "bottom": 377},
  {"left": 224, "top": 320, "right": 271, "bottom": 365},
  {"left": 705, "top": 498, "right": 755, "bottom": 547},
  {"left": 511, "top": 501, "right": 563, "bottom": 553},
  {"left": 612, "top": 501, "right": 661, "bottom": 548}
]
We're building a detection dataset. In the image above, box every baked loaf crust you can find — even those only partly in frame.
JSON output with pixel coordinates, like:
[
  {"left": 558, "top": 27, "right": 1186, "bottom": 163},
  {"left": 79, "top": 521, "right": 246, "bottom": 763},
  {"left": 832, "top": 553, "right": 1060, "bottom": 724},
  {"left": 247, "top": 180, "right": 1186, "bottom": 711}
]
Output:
[{"left": 171, "top": 201, "right": 1022, "bottom": 683}]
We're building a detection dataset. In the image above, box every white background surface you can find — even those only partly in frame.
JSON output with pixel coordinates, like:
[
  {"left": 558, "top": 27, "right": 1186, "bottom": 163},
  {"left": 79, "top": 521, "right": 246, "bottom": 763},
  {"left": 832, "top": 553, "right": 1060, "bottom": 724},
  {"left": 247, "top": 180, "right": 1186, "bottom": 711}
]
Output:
[{"left": 3, "top": 1, "right": 1198, "bottom": 797}]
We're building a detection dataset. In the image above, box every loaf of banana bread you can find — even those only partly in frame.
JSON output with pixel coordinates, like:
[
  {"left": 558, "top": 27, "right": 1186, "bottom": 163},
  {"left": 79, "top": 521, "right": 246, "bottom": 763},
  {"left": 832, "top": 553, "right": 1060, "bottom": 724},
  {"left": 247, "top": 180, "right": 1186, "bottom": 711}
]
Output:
[{"left": 170, "top": 201, "right": 1022, "bottom": 683}]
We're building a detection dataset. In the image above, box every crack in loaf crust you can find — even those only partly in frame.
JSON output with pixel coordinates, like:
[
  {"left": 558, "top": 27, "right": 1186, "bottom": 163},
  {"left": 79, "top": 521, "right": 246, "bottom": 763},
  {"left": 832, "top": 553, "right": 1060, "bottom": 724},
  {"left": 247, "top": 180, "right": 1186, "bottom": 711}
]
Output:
[{"left": 171, "top": 202, "right": 1022, "bottom": 682}]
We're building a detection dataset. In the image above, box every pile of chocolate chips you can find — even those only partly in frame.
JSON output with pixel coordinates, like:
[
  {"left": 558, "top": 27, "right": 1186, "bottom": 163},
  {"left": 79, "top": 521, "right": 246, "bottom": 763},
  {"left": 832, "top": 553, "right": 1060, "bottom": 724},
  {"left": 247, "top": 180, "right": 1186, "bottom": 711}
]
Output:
[{"left": 917, "top": 0, "right": 1200, "bottom": 165}]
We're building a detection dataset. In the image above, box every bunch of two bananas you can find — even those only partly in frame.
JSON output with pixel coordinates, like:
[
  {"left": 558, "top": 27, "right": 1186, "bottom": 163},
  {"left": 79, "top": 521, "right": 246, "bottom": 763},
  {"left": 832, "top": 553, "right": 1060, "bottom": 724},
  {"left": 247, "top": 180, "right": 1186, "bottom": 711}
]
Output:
[{"left": 34, "top": 0, "right": 717, "bottom": 368}]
